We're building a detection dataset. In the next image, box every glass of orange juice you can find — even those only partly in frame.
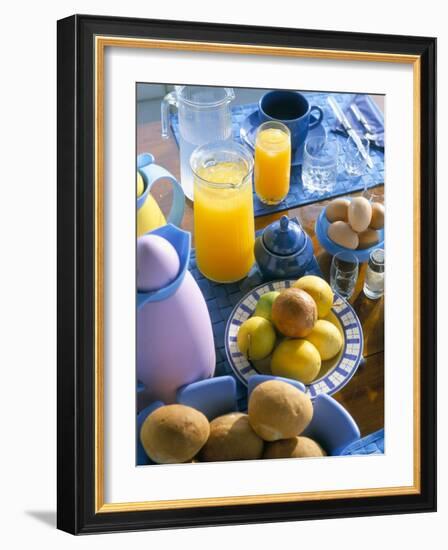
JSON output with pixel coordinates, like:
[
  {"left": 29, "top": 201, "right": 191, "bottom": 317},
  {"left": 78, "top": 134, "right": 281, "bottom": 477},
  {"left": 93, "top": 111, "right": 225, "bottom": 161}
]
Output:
[
  {"left": 254, "top": 121, "right": 291, "bottom": 205},
  {"left": 191, "top": 141, "right": 255, "bottom": 283}
]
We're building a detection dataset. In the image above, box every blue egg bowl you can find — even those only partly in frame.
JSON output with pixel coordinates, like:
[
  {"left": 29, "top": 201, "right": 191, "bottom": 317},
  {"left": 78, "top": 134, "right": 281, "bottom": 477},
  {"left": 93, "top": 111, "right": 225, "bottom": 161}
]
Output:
[
  {"left": 136, "top": 374, "right": 360, "bottom": 464},
  {"left": 315, "top": 203, "right": 384, "bottom": 263}
]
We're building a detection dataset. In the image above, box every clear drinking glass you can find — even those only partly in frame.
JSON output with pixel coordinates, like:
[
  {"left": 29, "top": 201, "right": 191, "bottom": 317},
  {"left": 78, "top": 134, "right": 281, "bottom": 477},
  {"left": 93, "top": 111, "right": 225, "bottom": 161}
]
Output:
[
  {"left": 254, "top": 121, "right": 291, "bottom": 205},
  {"left": 343, "top": 134, "right": 370, "bottom": 177},
  {"left": 330, "top": 252, "right": 359, "bottom": 299},
  {"left": 302, "top": 136, "right": 339, "bottom": 194},
  {"left": 363, "top": 248, "right": 385, "bottom": 299},
  {"left": 363, "top": 185, "right": 384, "bottom": 205}
]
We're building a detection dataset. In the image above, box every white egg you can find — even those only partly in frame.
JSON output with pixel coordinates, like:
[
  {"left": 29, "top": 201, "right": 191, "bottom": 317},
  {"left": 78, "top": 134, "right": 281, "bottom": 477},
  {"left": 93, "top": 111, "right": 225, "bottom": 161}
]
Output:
[
  {"left": 370, "top": 202, "right": 385, "bottom": 230},
  {"left": 328, "top": 221, "right": 359, "bottom": 250},
  {"left": 357, "top": 228, "right": 379, "bottom": 249},
  {"left": 326, "top": 198, "right": 350, "bottom": 223},
  {"left": 348, "top": 197, "right": 372, "bottom": 232}
]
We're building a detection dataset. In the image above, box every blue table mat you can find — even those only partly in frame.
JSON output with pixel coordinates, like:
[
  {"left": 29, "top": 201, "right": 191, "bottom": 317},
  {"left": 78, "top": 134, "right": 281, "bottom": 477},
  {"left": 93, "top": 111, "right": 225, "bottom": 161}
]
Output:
[
  {"left": 341, "top": 429, "right": 385, "bottom": 455},
  {"left": 169, "top": 92, "right": 385, "bottom": 218},
  {"left": 189, "top": 247, "right": 321, "bottom": 412}
]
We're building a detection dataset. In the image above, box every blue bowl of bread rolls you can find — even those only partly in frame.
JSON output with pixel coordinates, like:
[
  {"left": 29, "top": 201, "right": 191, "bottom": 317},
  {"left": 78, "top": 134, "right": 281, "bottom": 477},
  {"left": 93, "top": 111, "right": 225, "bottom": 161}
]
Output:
[{"left": 136, "top": 374, "right": 360, "bottom": 465}]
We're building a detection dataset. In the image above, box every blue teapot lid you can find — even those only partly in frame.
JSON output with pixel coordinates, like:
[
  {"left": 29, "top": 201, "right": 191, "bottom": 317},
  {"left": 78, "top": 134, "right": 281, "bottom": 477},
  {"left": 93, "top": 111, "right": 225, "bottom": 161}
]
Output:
[{"left": 262, "top": 215, "right": 307, "bottom": 256}]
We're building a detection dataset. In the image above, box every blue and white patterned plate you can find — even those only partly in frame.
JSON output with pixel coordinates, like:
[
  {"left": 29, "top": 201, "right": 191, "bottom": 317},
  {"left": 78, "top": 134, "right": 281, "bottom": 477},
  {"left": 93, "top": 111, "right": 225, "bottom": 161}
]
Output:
[{"left": 225, "top": 280, "right": 364, "bottom": 399}]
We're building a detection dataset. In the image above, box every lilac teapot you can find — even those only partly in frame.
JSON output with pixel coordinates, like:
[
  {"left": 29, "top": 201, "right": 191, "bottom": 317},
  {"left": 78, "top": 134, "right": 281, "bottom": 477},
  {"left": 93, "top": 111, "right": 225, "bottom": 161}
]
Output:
[{"left": 137, "top": 224, "right": 216, "bottom": 404}]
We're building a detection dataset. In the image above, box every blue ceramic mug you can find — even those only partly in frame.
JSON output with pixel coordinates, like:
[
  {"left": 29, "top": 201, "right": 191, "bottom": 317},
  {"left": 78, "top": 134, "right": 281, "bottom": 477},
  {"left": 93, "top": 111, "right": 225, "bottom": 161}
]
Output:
[{"left": 259, "top": 91, "right": 324, "bottom": 157}]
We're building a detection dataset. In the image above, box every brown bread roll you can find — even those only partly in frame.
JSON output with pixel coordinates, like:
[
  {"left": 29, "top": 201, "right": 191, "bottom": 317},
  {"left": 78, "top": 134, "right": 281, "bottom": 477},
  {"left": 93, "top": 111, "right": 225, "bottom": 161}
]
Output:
[
  {"left": 200, "top": 412, "right": 264, "bottom": 461},
  {"left": 263, "top": 436, "right": 326, "bottom": 459},
  {"left": 248, "top": 380, "right": 313, "bottom": 441},
  {"left": 140, "top": 404, "right": 209, "bottom": 464}
]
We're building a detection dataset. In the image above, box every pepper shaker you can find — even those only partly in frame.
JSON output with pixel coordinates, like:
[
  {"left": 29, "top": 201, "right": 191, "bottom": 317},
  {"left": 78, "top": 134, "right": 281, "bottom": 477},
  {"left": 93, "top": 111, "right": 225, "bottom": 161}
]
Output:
[{"left": 363, "top": 248, "right": 384, "bottom": 299}]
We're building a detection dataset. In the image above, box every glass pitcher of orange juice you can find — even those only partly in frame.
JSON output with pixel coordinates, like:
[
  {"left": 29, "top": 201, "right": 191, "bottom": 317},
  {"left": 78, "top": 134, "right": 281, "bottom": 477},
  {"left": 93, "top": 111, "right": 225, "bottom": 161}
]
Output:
[
  {"left": 191, "top": 141, "right": 255, "bottom": 283},
  {"left": 254, "top": 121, "right": 291, "bottom": 205}
]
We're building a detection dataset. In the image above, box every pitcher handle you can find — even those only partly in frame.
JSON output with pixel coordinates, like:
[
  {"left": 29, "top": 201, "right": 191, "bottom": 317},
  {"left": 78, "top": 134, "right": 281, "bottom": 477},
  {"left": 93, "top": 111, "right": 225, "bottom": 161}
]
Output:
[
  {"left": 137, "top": 153, "right": 185, "bottom": 227},
  {"left": 161, "top": 91, "right": 178, "bottom": 139}
]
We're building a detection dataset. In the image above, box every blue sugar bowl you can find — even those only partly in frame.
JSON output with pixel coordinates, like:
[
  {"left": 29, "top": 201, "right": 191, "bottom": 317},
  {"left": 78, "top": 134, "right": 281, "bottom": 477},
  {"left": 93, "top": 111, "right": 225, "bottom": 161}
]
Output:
[{"left": 254, "top": 215, "right": 317, "bottom": 280}]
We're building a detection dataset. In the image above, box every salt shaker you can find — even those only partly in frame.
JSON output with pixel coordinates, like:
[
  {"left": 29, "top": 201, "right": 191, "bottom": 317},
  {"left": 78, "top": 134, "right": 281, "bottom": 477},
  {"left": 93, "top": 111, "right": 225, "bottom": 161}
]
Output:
[{"left": 363, "top": 248, "right": 384, "bottom": 300}]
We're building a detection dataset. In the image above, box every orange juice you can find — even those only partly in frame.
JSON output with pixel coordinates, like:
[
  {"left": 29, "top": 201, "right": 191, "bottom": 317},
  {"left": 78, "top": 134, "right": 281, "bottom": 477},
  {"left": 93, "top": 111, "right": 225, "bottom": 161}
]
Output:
[
  {"left": 254, "top": 123, "right": 291, "bottom": 205},
  {"left": 193, "top": 160, "right": 255, "bottom": 283}
]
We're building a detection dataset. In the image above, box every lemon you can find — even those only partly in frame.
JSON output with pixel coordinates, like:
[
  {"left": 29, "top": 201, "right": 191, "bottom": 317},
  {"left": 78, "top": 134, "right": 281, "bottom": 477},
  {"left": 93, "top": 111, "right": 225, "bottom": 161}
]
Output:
[
  {"left": 237, "top": 317, "right": 276, "bottom": 361},
  {"left": 254, "top": 291, "right": 280, "bottom": 322},
  {"left": 271, "top": 339, "right": 321, "bottom": 384},
  {"left": 293, "top": 275, "right": 334, "bottom": 318},
  {"left": 137, "top": 172, "right": 144, "bottom": 197},
  {"left": 305, "top": 319, "right": 343, "bottom": 360}
]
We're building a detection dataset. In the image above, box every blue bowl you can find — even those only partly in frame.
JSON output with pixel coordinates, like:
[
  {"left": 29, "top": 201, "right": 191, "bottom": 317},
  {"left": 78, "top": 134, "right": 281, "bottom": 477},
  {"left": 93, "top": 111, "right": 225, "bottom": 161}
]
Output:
[
  {"left": 136, "top": 374, "right": 360, "bottom": 460},
  {"left": 315, "top": 203, "right": 384, "bottom": 263}
]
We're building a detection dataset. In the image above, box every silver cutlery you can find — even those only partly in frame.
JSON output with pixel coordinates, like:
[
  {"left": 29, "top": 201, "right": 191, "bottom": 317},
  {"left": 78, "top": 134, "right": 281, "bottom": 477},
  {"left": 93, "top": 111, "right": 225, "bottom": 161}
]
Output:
[
  {"left": 350, "top": 103, "right": 382, "bottom": 143},
  {"left": 327, "top": 96, "right": 374, "bottom": 169}
]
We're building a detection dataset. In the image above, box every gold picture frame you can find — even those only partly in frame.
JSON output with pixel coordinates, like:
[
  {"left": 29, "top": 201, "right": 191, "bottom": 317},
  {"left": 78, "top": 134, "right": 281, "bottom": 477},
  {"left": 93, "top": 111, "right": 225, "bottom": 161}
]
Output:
[{"left": 58, "top": 15, "right": 436, "bottom": 534}]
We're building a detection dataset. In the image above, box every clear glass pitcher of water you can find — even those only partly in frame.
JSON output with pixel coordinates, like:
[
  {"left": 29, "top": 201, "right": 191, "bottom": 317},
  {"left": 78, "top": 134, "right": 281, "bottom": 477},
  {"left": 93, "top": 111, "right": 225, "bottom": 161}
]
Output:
[{"left": 161, "top": 86, "right": 235, "bottom": 201}]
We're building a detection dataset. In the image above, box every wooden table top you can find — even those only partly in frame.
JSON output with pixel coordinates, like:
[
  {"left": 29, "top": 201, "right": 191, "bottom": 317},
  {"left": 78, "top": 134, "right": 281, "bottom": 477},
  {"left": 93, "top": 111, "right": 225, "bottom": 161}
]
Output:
[{"left": 138, "top": 120, "right": 384, "bottom": 438}]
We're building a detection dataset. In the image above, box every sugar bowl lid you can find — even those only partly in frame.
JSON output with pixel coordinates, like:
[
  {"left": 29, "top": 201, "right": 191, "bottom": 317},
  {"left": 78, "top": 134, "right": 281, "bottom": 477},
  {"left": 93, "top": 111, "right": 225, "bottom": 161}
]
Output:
[{"left": 262, "top": 215, "right": 307, "bottom": 256}]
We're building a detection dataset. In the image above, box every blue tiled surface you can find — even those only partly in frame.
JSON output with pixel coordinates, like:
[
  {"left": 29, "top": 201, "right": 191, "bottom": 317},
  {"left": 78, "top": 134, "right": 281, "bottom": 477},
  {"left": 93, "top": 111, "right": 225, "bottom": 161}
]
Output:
[
  {"left": 170, "top": 92, "right": 385, "bottom": 217},
  {"left": 189, "top": 248, "right": 321, "bottom": 412},
  {"left": 341, "top": 429, "right": 384, "bottom": 455}
]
